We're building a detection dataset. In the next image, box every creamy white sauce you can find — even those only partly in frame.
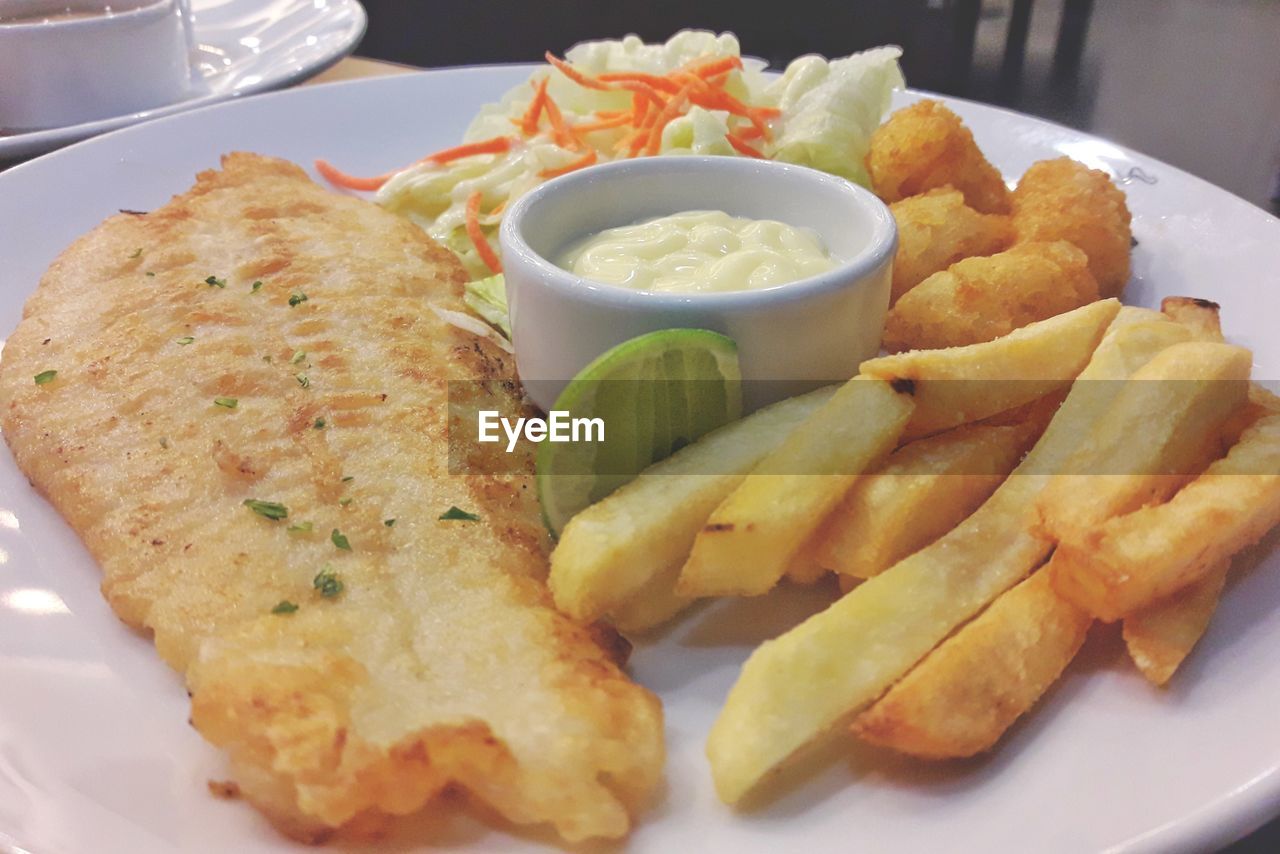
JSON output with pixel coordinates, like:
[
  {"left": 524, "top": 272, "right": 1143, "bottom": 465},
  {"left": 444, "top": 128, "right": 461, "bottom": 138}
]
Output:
[{"left": 556, "top": 210, "right": 837, "bottom": 294}]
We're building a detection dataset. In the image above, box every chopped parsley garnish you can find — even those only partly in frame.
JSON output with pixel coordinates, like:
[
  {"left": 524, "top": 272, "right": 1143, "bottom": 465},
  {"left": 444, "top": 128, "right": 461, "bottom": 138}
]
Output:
[
  {"left": 251, "top": 280, "right": 263, "bottom": 293},
  {"left": 271, "top": 600, "right": 299, "bottom": 615},
  {"left": 313, "top": 417, "right": 326, "bottom": 429},
  {"left": 341, "top": 475, "right": 354, "bottom": 482},
  {"left": 213, "top": 396, "right": 238, "bottom": 409},
  {"left": 33, "top": 370, "right": 57, "bottom": 385},
  {"left": 439, "top": 506, "right": 480, "bottom": 522},
  {"left": 145, "top": 271, "right": 156, "bottom": 277},
  {"left": 313, "top": 567, "right": 344, "bottom": 598},
  {"left": 204, "top": 275, "right": 226, "bottom": 288},
  {"left": 287, "top": 521, "right": 313, "bottom": 533},
  {"left": 243, "top": 499, "right": 288, "bottom": 520},
  {"left": 290, "top": 350, "right": 306, "bottom": 365},
  {"left": 295, "top": 373, "right": 310, "bottom": 388},
  {"left": 176, "top": 336, "right": 194, "bottom": 346},
  {"left": 330, "top": 528, "right": 351, "bottom": 550},
  {"left": 288, "top": 292, "right": 308, "bottom": 307},
  {"left": 129, "top": 248, "right": 143, "bottom": 259},
  {"left": 339, "top": 497, "right": 353, "bottom": 507},
  {"left": 384, "top": 518, "right": 396, "bottom": 527}
]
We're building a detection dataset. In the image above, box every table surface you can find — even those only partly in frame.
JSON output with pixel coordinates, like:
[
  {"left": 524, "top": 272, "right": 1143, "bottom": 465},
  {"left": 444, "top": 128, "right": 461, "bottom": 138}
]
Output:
[{"left": 6, "top": 53, "right": 1279, "bottom": 854}]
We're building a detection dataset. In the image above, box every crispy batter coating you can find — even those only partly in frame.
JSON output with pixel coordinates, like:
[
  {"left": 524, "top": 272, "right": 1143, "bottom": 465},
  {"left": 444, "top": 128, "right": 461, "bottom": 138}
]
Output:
[
  {"left": 889, "top": 187, "right": 1014, "bottom": 304},
  {"left": 0, "top": 153, "right": 662, "bottom": 843},
  {"left": 866, "top": 99, "right": 1012, "bottom": 214},
  {"left": 883, "top": 241, "right": 1100, "bottom": 352},
  {"left": 1012, "top": 157, "right": 1133, "bottom": 298}
]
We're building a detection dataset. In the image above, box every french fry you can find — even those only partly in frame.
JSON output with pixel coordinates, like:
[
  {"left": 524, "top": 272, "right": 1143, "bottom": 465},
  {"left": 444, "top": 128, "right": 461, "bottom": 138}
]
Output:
[
  {"left": 1122, "top": 561, "right": 1229, "bottom": 686},
  {"left": 705, "top": 308, "right": 1175, "bottom": 804},
  {"left": 608, "top": 561, "right": 693, "bottom": 634},
  {"left": 1117, "top": 295, "right": 1228, "bottom": 684},
  {"left": 811, "top": 416, "right": 1043, "bottom": 580},
  {"left": 549, "top": 386, "right": 837, "bottom": 622},
  {"left": 860, "top": 298, "right": 1120, "bottom": 439},
  {"left": 1160, "top": 296, "right": 1222, "bottom": 341},
  {"left": 1033, "top": 341, "right": 1251, "bottom": 542},
  {"left": 1051, "top": 414, "right": 1280, "bottom": 621},
  {"left": 676, "top": 378, "right": 914, "bottom": 598},
  {"left": 852, "top": 570, "right": 1091, "bottom": 758}
]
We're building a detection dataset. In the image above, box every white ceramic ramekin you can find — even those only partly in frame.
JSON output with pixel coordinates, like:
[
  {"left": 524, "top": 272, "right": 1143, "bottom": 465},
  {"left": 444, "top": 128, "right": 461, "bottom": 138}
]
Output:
[
  {"left": 0, "top": 0, "right": 196, "bottom": 131},
  {"left": 500, "top": 155, "right": 897, "bottom": 412}
]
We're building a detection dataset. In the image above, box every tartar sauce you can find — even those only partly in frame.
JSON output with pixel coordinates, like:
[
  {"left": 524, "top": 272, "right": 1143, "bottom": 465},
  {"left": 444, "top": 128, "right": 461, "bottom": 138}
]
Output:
[{"left": 556, "top": 210, "right": 837, "bottom": 294}]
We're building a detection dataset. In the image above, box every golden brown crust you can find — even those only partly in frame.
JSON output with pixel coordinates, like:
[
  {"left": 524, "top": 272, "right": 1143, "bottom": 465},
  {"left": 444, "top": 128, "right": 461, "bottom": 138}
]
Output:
[{"left": 0, "top": 152, "right": 662, "bottom": 842}]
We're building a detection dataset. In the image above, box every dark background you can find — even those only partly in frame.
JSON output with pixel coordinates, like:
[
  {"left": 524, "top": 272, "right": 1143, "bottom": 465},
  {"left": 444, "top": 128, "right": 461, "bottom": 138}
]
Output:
[
  {"left": 355, "top": 1, "right": 1280, "bottom": 850},
  {"left": 356, "top": 0, "right": 1280, "bottom": 215}
]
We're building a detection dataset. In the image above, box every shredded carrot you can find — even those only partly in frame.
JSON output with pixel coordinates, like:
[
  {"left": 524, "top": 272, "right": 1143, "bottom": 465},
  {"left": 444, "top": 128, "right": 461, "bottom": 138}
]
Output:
[
  {"left": 540, "top": 148, "right": 598, "bottom": 179},
  {"left": 594, "top": 109, "right": 629, "bottom": 119},
  {"left": 644, "top": 84, "right": 693, "bottom": 156},
  {"left": 465, "top": 191, "right": 502, "bottom": 274},
  {"left": 545, "top": 52, "right": 610, "bottom": 91},
  {"left": 687, "top": 55, "right": 744, "bottom": 79},
  {"left": 750, "top": 106, "right": 782, "bottom": 120},
  {"left": 632, "top": 95, "right": 652, "bottom": 128},
  {"left": 314, "top": 159, "right": 394, "bottom": 191},
  {"left": 597, "top": 72, "right": 682, "bottom": 94},
  {"left": 725, "top": 132, "right": 765, "bottom": 158},
  {"left": 571, "top": 113, "right": 634, "bottom": 134},
  {"left": 427, "top": 136, "right": 515, "bottom": 165},
  {"left": 519, "top": 77, "right": 550, "bottom": 136},
  {"left": 488, "top": 199, "right": 507, "bottom": 217},
  {"left": 735, "top": 124, "right": 765, "bottom": 141}
]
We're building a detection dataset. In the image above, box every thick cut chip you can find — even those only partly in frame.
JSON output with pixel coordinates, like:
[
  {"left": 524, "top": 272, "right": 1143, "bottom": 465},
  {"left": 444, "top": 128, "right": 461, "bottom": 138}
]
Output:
[
  {"left": 1034, "top": 341, "right": 1251, "bottom": 545},
  {"left": 676, "top": 378, "right": 915, "bottom": 598},
  {"left": 705, "top": 305, "right": 1176, "bottom": 804},
  {"left": 1122, "top": 562, "right": 1229, "bottom": 686},
  {"left": 1160, "top": 296, "right": 1223, "bottom": 342},
  {"left": 852, "top": 570, "right": 1091, "bottom": 758},
  {"left": 549, "top": 386, "right": 836, "bottom": 624},
  {"left": 1051, "top": 414, "right": 1280, "bottom": 621},
  {"left": 0, "top": 154, "right": 662, "bottom": 843},
  {"left": 812, "top": 413, "right": 1046, "bottom": 579},
  {"left": 883, "top": 241, "right": 1100, "bottom": 352},
  {"left": 866, "top": 99, "right": 1012, "bottom": 214},
  {"left": 1012, "top": 156, "right": 1133, "bottom": 298},
  {"left": 861, "top": 298, "right": 1121, "bottom": 440},
  {"left": 888, "top": 187, "right": 1014, "bottom": 304}
]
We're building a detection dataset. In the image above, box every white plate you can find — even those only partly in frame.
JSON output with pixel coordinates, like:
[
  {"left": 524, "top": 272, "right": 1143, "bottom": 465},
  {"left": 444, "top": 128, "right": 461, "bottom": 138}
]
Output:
[
  {"left": 2, "top": 65, "right": 1280, "bottom": 854},
  {"left": 0, "top": 0, "right": 366, "bottom": 160}
]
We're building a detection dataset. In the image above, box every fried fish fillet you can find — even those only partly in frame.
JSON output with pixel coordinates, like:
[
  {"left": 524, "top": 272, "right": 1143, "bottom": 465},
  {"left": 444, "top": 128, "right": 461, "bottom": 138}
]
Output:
[{"left": 0, "top": 153, "right": 663, "bottom": 842}]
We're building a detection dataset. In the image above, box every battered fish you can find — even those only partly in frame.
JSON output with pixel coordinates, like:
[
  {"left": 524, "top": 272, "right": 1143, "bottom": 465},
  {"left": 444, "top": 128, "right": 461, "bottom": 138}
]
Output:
[{"left": 0, "top": 154, "right": 663, "bottom": 842}]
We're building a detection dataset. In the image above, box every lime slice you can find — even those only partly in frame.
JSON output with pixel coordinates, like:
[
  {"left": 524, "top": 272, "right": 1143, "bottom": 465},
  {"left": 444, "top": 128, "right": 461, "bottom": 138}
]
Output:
[{"left": 536, "top": 329, "right": 742, "bottom": 537}]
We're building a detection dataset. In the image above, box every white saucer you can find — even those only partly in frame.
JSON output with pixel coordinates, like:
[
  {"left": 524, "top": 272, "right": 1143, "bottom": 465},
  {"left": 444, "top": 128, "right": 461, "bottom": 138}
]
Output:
[{"left": 0, "top": 0, "right": 366, "bottom": 160}]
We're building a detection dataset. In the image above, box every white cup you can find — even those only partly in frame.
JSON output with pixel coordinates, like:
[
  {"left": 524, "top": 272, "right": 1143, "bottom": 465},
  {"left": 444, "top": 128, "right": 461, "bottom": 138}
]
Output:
[{"left": 0, "top": 0, "right": 197, "bottom": 131}]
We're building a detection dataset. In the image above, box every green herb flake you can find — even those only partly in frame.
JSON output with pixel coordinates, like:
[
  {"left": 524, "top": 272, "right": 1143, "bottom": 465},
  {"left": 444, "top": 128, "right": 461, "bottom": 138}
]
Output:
[
  {"left": 251, "top": 280, "right": 263, "bottom": 293},
  {"left": 313, "top": 417, "right": 326, "bottom": 430},
  {"left": 313, "top": 567, "right": 344, "bottom": 598},
  {"left": 204, "top": 275, "right": 226, "bottom": 288},
  {"left": 290, "top": 350, "right": 306, "bottom": 365},
  {"left": 383, "top": 518, "right": 396, "bottom": 527},
  {"left": 287, "top": 521, "right": 313, "bottom": 534},
  {"left": 288, "top": 292, "right": 308, "bottom": 307},
  {"left": 439, "top": 506, "right": 481, "bottom": 522},
  {"left": 341, "top": 475, "right": 354, "bottom": 482},
  {"left": 33, "top": 370, "right": 57, "bottom": 385},
  {"left": 145, "top": 271, "right": 156, "bottom": 277},
  {"left": 271, "top": 600, "right": 299, "bottom": 615},
  {"left": 330, "top": 528, "right": 352, "bottom": 550},
  {"left": 295, "top": 373, "right": 310, "bottom": 388},
  {"left": 129, "top": 248, "right": 143, "bottom": 259},
  {"left": 213, "top": 396, "right": 238, "bottom": 409},
  {"left": 339, "top": 497, "right": 353, "bottom": 507},
  {"left": 175, "top": 336, "right": 194, "bottom": 346},
  {"left": 243, "top": 499, "right": 288, "bottom": 520}
]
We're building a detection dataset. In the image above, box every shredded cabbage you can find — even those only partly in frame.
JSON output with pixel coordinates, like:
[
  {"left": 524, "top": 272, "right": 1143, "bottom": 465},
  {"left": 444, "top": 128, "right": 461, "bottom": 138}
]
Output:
[{"left": 377, "top": 30, "right": 903, "bottom": 289}]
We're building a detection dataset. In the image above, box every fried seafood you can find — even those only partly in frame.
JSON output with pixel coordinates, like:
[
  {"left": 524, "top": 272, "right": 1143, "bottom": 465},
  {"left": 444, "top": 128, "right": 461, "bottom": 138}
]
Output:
[{"left": 888, "top": 187, "right": 1014, "bottom": 304}]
